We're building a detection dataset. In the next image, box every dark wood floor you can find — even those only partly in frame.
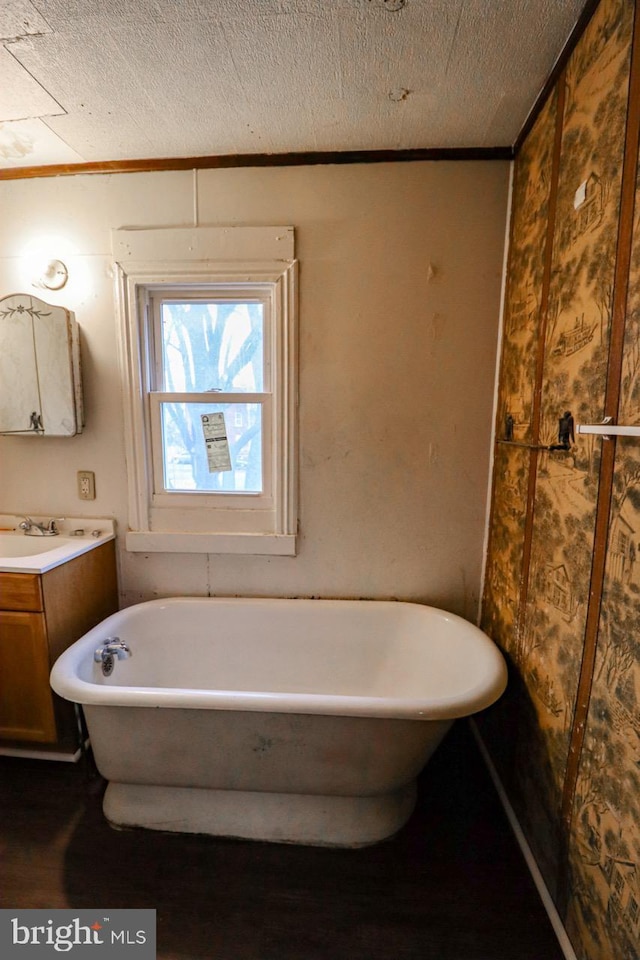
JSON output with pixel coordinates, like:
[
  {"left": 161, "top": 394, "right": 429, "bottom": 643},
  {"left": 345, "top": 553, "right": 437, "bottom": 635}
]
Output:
[{"left": 0, "top": 720, "right": 564, "bottom": 960}]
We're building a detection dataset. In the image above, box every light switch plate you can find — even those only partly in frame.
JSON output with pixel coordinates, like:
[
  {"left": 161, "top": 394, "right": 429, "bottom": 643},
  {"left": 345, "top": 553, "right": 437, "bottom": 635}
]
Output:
[{"left": 77, "top": 470, "right": 96, "bottom": 500}]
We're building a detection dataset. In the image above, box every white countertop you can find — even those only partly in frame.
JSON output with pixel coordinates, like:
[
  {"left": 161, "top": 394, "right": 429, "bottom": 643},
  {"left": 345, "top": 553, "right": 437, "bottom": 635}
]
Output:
[{"left": 0, "top": 516, "right": 116, "bottom": 574}]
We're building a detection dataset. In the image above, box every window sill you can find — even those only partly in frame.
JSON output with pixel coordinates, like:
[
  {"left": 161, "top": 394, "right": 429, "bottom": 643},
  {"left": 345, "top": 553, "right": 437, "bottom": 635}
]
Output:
[{"left": 125, "top": 531, "right": 297, "bottom": 556}]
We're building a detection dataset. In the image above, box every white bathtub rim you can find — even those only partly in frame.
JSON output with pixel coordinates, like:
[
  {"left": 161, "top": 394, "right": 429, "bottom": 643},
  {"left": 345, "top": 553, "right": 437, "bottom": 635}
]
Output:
[
  {"left": 50, "top": 596, "right": 508, "bottom": 720},
  {"left": 51, "top": 674, "right": 506, "bottom": 720}
]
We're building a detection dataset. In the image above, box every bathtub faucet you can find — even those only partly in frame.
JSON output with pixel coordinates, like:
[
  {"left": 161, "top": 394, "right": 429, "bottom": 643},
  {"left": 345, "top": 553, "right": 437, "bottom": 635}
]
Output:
[{"left": 94, "top": 637, "right": 132, "bottom": 664}]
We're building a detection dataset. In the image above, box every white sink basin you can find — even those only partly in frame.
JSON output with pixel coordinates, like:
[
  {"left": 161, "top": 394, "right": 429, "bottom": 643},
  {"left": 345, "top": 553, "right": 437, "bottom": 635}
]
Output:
[
  {"left": 0, "top": 518, "right": 115, "bottom": 573},
  {"left": 0, "top": 534, "right": 74, "bottom": 557}
]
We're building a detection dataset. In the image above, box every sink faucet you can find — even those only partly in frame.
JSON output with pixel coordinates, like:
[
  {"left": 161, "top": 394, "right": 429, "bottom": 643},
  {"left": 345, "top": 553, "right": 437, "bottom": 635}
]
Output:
[{"left": 19, "top": 517, "right": 63, "bottom": 537}]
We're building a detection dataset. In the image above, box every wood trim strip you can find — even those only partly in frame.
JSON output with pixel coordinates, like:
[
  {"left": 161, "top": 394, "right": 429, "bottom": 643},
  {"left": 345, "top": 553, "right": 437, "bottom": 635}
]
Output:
[
  {"left": 0, "top": 146, "right": 514, "bottom": 182},
  {"left": 514, "top": 77, "right": 567, "bottom": 657},
  {"left": 514, "top": 0, "right": 602, "bottom": 154},
  {"left": 481, "top": 174, "right": 519, "bottom": 627},
  {"left": 560, "top": 0, "right": 640, "bottom": 835}
]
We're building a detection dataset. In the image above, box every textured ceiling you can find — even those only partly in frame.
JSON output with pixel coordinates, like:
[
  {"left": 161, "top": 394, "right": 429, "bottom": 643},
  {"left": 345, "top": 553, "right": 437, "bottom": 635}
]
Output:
[{"left": 0, "top": 0, "right": 586, "bottom": 171}]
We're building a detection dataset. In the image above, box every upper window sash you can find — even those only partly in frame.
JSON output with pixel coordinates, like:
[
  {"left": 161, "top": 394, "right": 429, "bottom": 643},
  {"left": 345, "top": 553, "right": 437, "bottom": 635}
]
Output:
[{"left": 148, "top": 289, "right": 273, "bottom": 395}]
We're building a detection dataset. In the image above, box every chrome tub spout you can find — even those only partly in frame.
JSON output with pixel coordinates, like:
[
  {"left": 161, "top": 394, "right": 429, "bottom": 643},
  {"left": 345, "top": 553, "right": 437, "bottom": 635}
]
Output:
[{"left": 94, "top": 638, "right": 132, "bottom": 675}]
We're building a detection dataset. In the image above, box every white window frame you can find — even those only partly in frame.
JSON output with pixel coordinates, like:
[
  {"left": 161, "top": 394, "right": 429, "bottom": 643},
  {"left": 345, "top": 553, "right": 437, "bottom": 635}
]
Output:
[{"left": 113, "top": 227, "right": 298, "bottom": 556}]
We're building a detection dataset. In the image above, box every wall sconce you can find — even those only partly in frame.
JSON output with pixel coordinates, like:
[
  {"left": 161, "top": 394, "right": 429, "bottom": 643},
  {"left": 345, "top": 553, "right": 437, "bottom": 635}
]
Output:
[
  {"left": 33, "top": 258, "right": 69, "bottom": 290},
  {"left": 21, "top": 235, "right": 90, "bottom": 305}
]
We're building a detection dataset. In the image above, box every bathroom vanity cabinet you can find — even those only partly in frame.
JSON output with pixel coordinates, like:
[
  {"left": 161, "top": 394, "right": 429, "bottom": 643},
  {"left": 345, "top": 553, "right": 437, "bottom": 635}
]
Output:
[{"left": 0, "top": 541, "right": 117, "bottom": 755}]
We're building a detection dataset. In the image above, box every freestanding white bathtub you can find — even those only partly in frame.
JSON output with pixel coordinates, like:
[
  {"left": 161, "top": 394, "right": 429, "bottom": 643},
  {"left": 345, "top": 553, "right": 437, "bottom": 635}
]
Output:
[{"left": 50, "top": 597, "right": 507, "bottom": 847}]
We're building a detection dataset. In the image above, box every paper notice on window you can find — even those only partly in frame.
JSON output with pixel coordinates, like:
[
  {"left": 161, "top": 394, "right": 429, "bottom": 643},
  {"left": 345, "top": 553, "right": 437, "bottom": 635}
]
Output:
[{"left": 201, "top": 412, "right": 232, "bottom": 472}]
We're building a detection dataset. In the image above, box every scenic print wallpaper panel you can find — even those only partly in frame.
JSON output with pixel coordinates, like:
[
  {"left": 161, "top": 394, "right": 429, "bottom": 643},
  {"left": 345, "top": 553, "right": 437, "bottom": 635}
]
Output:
[
  {"left": 497, "top": 89, "right": 559, "bottom": 450},
  {"left": 566, "top": 156, "right": 640, "bottom": 959},
  {"left": 481, "top": 92, "right": 557, "bottom": 662},
  {"left": 482, "top": 0, "right": 640, "bottom": 957},
  {"left": 516, "top": 0, "right": 632, "bottom": 889}
]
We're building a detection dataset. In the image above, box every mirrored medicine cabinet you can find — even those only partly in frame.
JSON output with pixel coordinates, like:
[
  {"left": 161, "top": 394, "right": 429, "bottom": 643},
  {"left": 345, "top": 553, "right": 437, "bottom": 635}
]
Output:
[{"left": 0, "top": 293, "right": 84, "bottom": 436}]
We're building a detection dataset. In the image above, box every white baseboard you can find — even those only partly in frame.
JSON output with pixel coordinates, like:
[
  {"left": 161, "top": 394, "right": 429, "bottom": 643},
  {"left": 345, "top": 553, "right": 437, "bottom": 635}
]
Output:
[{"left": 469, "top": 719, "right": 579, "bottom": 960}]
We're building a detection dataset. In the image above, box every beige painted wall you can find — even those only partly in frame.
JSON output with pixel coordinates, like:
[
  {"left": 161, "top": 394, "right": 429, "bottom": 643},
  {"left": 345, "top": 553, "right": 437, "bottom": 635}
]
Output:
[{"left": 0, "top": 161, "right": 509, "bottom": 616}]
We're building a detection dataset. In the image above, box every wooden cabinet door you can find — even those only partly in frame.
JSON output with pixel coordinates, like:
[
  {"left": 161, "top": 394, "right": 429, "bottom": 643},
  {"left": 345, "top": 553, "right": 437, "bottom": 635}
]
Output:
[
  {"left": 0, "top": 611, "right": 56, "bottom": 742},
  {"left": 0, "top": 573, "right": 43, "bottom": 612}
]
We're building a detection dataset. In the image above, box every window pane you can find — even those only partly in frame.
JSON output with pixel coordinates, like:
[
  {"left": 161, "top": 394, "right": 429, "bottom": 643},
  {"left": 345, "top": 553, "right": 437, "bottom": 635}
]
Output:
[
  {"left": 160, "top": 301, "right": 264, "bottom": 392},
  {"left": 161, "top": 402, "right": 262, "bottom": 493}
]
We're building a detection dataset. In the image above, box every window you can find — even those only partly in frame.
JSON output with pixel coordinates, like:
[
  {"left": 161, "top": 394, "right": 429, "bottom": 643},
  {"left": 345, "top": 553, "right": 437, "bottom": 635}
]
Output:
[
  {"left": 616, "top": 528, "right": 628, "bottom": 553},
  {"left": 150, "top": 289, "right": 270, "bottom": 499},
  {"left": 113, "top": 226, "right": 297, "bottom": 555}
]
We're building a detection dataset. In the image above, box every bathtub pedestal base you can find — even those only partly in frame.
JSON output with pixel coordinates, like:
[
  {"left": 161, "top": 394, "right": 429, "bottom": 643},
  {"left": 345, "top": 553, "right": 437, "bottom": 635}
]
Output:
[{"left": 103, "top": 780, "right": 417, "bottom": 847}]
